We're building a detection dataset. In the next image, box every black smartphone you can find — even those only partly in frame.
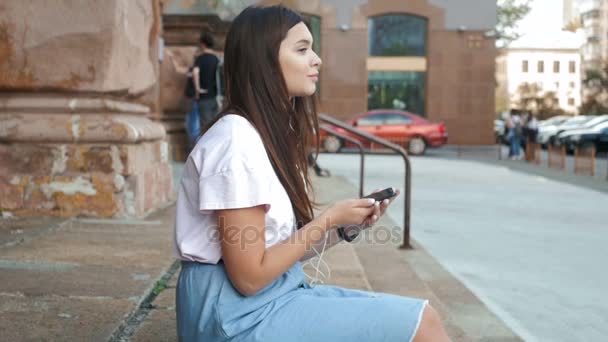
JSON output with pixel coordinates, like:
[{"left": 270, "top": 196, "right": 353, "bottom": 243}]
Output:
[{"left": 363, "top": 187, "right": 396, "bottom": 202}]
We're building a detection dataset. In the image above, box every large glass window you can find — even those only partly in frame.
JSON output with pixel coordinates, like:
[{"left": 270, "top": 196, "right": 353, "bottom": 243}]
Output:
[
  {"left": 368, "top": 71, "right": 426, "bottom": 116},
  {"left": 538, "top": 61, "right": 544, "bottom": 73},
  {"left": 368, "top": 14, "right": 427, "bottom": 56}
]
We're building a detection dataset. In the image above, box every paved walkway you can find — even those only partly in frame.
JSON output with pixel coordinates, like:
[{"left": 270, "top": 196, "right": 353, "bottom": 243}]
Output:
[
  {"left": 317, "top": 147, "right": 608, "bottom": 342},
  {"left": 0, "top": 164, "right": 521, "bottom": 341},
  {"left": 440, "top": 145, "right": 608, "bottom": 193}
]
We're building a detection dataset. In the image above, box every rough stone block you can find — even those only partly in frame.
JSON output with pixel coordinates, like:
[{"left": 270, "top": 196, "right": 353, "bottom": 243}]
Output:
[
  {"left": 2, "top": 140, "right": 172, "bottom": 218},
  {"left": 0, "top": 179, "right": 24, "bottom": 210},
  {"left": 0, "top": 0, "right": 158, "bottom": 95},
  {"left": 23, "top": 189, "right": 54, "bottom": 212},
  {"left": 0, "top": 144, "right": 56, "bottom": 176},
  {"left": 52, "top": 180, "right": 120, "bottom": 218},
  {"left": 119, "top": 141, "right": 167, "bottom": 176},
  {"left": 65, "top": 146, "right": 115, "bottom": 174}
]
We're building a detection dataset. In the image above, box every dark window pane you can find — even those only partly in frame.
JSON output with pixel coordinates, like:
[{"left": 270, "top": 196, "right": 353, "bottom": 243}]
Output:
[
  {"left": 368, "top": 71, "right": 426, "bottom": 116},
  {"left": 368, "top": 14, "right": 427, "bottom": 56}
]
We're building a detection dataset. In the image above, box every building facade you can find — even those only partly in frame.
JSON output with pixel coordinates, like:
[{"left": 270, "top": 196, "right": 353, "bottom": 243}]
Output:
[
  {"left": 496, "top": 48, "right": 582, "bottom": 114},
  {"left": 0, "top": 1, "right": 174, "bottom": 218},
  {"left": 0, "top": 0, "right": 496, "bottom": 218},
  {"left": 162, "top": 0, "right": 498, "bottom": 147},
  {"left": 579, "top": 0, "right": 608, "bottom": 72}
]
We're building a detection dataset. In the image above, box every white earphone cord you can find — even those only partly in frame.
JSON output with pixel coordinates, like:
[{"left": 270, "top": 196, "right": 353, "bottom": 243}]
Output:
[{"left": 302, "top": 231, "right": 331, "bottom": 286}]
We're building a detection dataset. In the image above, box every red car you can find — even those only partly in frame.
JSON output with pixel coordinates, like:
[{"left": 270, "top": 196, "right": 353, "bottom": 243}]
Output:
[{"left": 320, "top": 110, "right": 448, "bottom": 155}]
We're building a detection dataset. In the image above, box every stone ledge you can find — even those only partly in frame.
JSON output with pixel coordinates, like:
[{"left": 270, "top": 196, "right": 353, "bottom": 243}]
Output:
[
  {"left": 0, "top": 114, "right": 165, "bottom": 143},
  {"left": 0, "top": 95, "right": 150, "bottom": 114}
]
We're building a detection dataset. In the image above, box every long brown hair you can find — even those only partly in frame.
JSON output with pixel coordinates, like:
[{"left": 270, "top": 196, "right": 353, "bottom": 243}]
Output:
[{"left": 202, "top": 5, "right": 320, "bottom": 228}]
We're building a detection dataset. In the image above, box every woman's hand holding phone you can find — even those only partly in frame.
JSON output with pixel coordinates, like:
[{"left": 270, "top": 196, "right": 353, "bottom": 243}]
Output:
[
  {"left": 318, "top": 187, "right": 400, "bottom": 232},
  {"left": 361, "top": 187, "right": 399, "bottom": 228}
]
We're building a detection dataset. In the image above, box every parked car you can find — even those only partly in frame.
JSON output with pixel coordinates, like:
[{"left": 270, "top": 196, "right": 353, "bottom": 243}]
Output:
[
  {"left": 554, "top": 115, "right": 608, "bottom": 149},
  {"left": 557, "top": 121, "right": 608, "bottom": 153},
  {"left": 320, "top": 110, "right": 448, "bottom": 155},
  {"left": 538, "top": 115, "right": 569, "bottom": 127},
  {"left": 537, "top": 116, "right": 593, "bottom": 147}
]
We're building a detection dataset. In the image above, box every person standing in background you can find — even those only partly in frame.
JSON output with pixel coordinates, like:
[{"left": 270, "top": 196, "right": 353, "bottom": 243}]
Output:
[
  {"left": 507, "top": 113, "right": 523, "bottom": 160},
  {"left": 526, "top": 113, "right": 539, "bottom": 144},
  {"left": 193, "top": 32, "right": 220, "bottom": 129}
]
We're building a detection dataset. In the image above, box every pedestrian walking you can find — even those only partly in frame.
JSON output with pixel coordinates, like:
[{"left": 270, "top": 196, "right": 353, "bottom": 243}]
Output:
[{"left": 192, "top": 32, "right": 221, "bottom": 129}]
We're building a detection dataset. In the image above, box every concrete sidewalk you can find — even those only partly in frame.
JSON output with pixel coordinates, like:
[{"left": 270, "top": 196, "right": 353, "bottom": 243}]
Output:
[
  {"left": 0, "top": 172, "right": 521, "bottom": 341},
  {"left": 437, "top": 145, "right": 608, "bottom": 194}
]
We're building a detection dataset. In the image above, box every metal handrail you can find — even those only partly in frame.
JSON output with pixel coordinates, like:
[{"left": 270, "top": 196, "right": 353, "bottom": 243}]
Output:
[
  {"left": 319, "top": 124, "right": 366, "bottom": 198},
  {"left": 318, "top": 113, "right": 413, "bottom": 249}
]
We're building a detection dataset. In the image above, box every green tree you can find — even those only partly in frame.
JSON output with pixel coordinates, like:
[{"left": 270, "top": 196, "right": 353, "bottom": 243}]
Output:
[
  {"left": 516, "top": 82, "right": 566, "bottom": 120},
  {"left": 496, "top": 0, "right": 532, "bottom": 48},
  {"left": 580, "top": 64, "right": 608, "bottom": 115}
]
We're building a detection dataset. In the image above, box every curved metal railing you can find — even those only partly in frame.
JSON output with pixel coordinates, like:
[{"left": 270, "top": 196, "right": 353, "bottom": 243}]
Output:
[
  {"left": 318, "top": 113, "right": 413, "bottom": 249},
  {"left": 319, "top": 124, "right": 366, "bottom": 198}
]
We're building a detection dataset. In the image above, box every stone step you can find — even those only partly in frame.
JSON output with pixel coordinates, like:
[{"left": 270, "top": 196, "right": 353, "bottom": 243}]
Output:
[{"left": 129, "top": 173, "right": 522, "bottom": 341}]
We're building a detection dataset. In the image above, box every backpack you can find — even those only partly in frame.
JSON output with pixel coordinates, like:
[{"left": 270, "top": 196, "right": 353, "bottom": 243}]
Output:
[{"left": 184, "top": 67, "right": 196, "bottom": 99}]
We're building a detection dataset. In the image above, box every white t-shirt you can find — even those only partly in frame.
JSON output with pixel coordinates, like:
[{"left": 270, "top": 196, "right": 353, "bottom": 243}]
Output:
[{"left": 173, "top": 114, "right": 297, "bottom": 264}]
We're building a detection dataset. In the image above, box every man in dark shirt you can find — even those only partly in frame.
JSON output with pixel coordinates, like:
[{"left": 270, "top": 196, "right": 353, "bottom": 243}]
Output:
[{"left": 193, "top": 32, "right": 220, "bottom": 129}]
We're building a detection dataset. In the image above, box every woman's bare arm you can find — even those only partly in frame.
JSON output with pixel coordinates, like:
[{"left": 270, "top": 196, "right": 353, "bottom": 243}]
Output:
[
  {"left": 217, "top": 199, "right": 376, "bottom": 297},
  {"left": 217, "top": 205, "right": 331, "bottom": 296}
]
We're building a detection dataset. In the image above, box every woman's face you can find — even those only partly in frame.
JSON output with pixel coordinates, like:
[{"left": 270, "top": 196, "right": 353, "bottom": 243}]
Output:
[{"left": 279, "top": 22, "right": 322, "bottom": 97}]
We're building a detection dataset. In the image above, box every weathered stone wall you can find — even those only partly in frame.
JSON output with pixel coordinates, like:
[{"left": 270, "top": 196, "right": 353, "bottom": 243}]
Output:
[
  {"left": 0, "top": 0, "right": 158, "bottom": 96},
  {"left": 0, "top": 0, "right": 173, "bottom": 218},
  {"left": 0, "top": 140, "right": 172, "bottom": 217}
]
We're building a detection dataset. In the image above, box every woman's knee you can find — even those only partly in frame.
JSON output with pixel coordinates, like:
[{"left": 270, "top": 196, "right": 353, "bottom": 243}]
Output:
[{"left": 412, "top": 304, "right": 449, "bottom": 342}]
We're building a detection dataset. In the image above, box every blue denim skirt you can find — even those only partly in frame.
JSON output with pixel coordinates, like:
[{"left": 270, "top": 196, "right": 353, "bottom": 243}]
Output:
[{"left": 176, "top": 260, "right": 428, "bottom": 342}]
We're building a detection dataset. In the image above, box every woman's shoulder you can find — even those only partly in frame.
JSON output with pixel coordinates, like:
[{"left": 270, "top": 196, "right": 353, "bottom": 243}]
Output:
[
  {"left": 190, "top": 114, "right": 267, "bottom": 172},
  {"left": 205, "top": 114, "right": 259, "bottom": 141}
]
